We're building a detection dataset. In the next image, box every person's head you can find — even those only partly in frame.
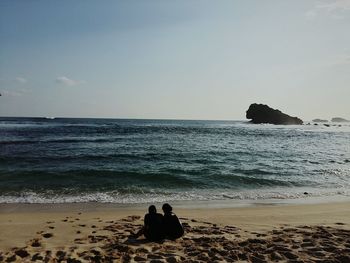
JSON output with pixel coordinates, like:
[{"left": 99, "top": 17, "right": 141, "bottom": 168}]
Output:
[
  {"left": 148, "top": 205, "right": 157, "bottom": 214},
  {"left": 162, "top": 203, "right": 172, "bottom": 214}
]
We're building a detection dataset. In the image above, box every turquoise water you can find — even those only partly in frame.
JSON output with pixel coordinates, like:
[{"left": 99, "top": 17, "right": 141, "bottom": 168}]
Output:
[{"left": 0, "top": 117, "right": 349, "bottom": 203}]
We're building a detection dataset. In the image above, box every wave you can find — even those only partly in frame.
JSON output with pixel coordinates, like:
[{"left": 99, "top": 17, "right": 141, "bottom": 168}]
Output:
[
  {"left": 0, "top": 170, "right": 198, "bottom": 189},
  {"left": 0, "top": 168, "right": 320, "bottom": 194},
  {"left": 1, "top": 118, "right": 350, "bottom": 204},
  {"left": 0, "top": 187, "right": 349, "bottom": 204},
  {"left": 0, "top": 137, "right": 115, "bottom": 145}
]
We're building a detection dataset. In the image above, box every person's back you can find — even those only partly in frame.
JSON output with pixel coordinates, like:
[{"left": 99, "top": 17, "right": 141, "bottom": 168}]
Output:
[
  {"left": 144, "top": 206, "right": 164, "bottom": 241},
  {"left": 162, "top": 203, "right": 184, "bottom": 239}
]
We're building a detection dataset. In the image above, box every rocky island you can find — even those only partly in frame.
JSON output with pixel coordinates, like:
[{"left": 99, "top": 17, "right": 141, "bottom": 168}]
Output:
[
  {"left": 331, "top": 117, "right": 349, "bottom": 123},
  {"left": 246, "top": 103, "right": 303, "bottom": 125},
  {"left": 312, "top": 119, "right": 328, "bottom": 123}
]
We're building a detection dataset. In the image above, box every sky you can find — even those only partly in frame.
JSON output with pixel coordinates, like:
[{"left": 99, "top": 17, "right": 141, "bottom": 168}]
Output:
[{"left": 0, "top": 0, "right": 350, "bottom": 121}]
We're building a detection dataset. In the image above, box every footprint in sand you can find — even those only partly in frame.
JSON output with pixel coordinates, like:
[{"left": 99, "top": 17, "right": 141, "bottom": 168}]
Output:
[
  {"left": 31, "top": 239, "right": 41, "bottom": 247},
  {"left": 56, "top": 250, "right": 66, "bottom": 260},
  {"left": 5, "top": 254, "right": 16, "bottom": 262},
  {"left": 42, "top": 233, "right": 53, "bottom": 238},
  {"left": 14, "top": 248, "right": 30, "bottom": 258},
  {"left": 31, "top": 253, "right": 43, "bottom": 261}
]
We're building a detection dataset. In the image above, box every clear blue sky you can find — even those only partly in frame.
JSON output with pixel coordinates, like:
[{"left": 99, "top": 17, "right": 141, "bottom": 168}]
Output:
[{"left": 1, "top": 0, "right": 349, "bottom": 120}]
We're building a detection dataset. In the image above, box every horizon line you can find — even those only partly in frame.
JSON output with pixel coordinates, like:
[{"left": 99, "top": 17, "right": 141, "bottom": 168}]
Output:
[{"left": 0, "top": 115, "right": 248, "bottom": 122}]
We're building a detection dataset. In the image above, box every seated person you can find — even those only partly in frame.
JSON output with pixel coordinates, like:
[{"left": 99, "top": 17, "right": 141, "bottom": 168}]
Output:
[
  {"left": 135, "top": 205, "right": 164, "bottom": 241},
  {"left": 162, "top": 203, "right": 184, "bottom": 239}
]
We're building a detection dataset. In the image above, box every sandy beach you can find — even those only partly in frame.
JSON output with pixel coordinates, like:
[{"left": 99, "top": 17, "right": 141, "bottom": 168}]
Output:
[{"left": 0, "top": 201, "right": 349, "bottom": 262}]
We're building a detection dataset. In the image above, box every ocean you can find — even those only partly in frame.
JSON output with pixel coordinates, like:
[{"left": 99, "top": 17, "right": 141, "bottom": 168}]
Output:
[{"left": 0, "top": 117, "right": 349, "bottom": 204}]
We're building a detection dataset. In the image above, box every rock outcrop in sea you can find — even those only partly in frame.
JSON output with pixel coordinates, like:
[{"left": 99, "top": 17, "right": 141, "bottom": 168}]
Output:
[
  {"left": 312, "top": 119, "right": 328, "bottom": 123},
  {"left": 331, "top": 117, "right": 349, "bottom": 123},
  {"left": 246, "top": 103, "right": 303, "bottom": 125}
]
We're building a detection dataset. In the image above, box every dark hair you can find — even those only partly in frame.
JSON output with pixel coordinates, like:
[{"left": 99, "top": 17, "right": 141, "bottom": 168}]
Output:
[
  {"left": 148, "top": 205, "right": 157, "bottom": 214},
  {"left": 162, "top": 203, "right": 172, "bottom": 213}
]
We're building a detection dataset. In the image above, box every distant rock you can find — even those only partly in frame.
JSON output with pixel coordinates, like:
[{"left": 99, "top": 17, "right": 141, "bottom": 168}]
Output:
[
  {"left": 246, "top": 103, "right": 303, "bottom": 125},
  {"left": 331, "top": 117, "right": 349, "bottom": 123},
  {"left": 312, "top": 119, "right": 328, "bottom": 123}
]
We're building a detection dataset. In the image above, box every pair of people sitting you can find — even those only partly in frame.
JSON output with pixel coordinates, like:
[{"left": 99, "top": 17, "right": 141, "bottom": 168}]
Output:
[{"left": 136, "top": 203, "right": 184, "bottom": 241}]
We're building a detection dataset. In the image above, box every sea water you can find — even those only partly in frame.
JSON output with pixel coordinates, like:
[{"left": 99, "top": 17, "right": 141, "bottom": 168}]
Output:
[{"left": 0, "top": 117, "right": 349, "bottom": 204}]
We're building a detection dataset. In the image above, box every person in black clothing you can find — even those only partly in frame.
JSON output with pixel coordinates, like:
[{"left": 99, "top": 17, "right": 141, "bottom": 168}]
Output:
[
  {"left": 162, "top": 203, "right": 184, "bottom": 239},
  {"left": 134, "top": 205, "right": 164, "bottom": 241}
]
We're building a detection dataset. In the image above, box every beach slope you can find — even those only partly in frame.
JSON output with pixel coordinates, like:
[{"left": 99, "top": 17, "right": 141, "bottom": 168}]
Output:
[{"left": 0, "top": 202, "right": 349, "bottom": 262}]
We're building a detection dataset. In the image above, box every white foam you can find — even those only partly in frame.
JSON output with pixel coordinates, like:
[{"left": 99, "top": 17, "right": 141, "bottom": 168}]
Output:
[{"left": 1, "top": 187, "right": 349, "bottom": 204}]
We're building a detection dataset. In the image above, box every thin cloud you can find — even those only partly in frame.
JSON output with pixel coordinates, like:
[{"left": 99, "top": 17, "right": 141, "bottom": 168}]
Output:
[
  {"left": 305, "top": 10, "right": 317, "bottom": 19},
  {"left": 317, "top": 0, "right": 350, "bottom": 12},
  {"left": 55, "top": 76, "right": 85, "bottom": 86},
  {"left": 306, "top": 0, "right": 350, "bottom": 19},
  {"left": 15, "top": 77, "right": 27, "bottom": 84},
  {"left": 1, "top": 89, "right": 24, "bottom": 97}
]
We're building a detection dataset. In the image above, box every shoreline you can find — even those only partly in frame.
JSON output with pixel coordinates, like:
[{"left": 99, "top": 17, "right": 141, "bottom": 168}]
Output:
[
  {"left": 1, "top": 185, "right": 349, "bottom": 206},
  {"left": 1, "top": 193, "right": 350, "bottom": 213}
]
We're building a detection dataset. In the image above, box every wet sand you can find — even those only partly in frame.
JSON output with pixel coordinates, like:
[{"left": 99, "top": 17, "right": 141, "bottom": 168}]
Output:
[{"left": 0, "top": 201, "right": 349, "bottom": 262}]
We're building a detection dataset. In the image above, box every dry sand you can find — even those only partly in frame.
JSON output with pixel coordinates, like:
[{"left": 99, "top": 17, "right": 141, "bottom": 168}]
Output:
[{"left": 0, "top": 201, "right": 349, "bottom": 262}]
